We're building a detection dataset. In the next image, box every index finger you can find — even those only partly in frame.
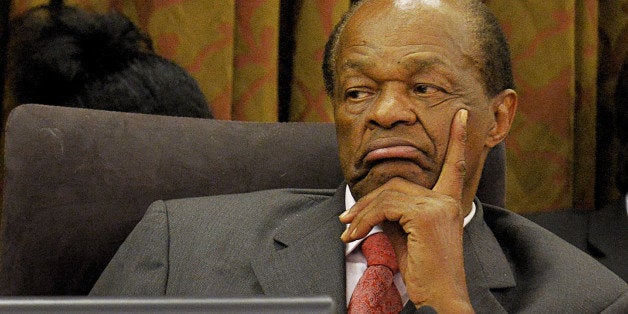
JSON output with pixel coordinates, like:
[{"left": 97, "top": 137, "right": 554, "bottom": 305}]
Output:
[{"left": 432, "top": 108, "right": 467, "bottom": 201}]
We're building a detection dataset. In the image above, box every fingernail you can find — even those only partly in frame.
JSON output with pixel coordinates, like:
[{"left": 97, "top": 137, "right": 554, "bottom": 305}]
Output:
[
  {"left": 339, "top": 210, "right": 350, "bottom": 218},
  {"left": 459, "top": 108, "right": 468, "bottom": 123},
  {"left": 340, "top": 229, "right": 348, "bottom": 240},
  {"left": 350, "top": 228, "right": 358, "bottom": 238}
]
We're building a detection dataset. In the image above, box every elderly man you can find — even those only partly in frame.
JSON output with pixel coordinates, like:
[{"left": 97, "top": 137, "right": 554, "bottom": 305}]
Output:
[{"left": 92, "top": 0, "right": 627, "bottom": 312}]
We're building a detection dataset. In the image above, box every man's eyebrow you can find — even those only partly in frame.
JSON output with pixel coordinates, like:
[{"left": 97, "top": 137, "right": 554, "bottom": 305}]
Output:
[
  {"left": 404, "top": 56, "right": 449, "bottom": 72},
  {"left": 340, "top": 59, "right": 370, "bottom": 72}
]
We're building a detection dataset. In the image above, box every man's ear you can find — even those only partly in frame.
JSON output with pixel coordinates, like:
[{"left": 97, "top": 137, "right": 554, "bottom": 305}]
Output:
[{"left": 486, "top": 89, "right": 517, "bottom": 148}]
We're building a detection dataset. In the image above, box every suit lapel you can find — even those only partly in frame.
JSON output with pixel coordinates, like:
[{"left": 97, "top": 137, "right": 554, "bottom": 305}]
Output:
[
  {"left": 462, "top": 200, "right": 515, "bottom": 313},
  {"left": 252, "top": 186, "right": 347, "bottom": 310}
]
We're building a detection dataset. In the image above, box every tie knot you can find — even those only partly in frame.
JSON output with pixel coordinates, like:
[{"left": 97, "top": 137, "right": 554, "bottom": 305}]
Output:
[{"left": 361, "top": 232, "right": 398, "bottom": 273}]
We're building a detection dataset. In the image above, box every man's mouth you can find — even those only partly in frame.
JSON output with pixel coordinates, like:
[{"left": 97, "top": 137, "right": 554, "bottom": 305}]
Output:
[
  {"left": 349, "top": 140, "right": 437, "bottom": 194},
  {"left": 363, "top": 145, "right": 421, "bottom": 165},
  {"left": 357, "top": 137, "right": 435, "bottom": 174}
]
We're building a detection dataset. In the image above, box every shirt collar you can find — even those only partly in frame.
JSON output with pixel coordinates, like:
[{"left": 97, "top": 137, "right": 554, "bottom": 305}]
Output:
[{"left": 344, "top": 185, "right": 476, "bottom": 255}]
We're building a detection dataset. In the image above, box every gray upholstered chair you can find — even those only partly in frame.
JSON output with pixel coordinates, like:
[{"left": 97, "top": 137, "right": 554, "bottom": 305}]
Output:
[{"left": 0, "top": 104, "right": 505, "bottom": 295}]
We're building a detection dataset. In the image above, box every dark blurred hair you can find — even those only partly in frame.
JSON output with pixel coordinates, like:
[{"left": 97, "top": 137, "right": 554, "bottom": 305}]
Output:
[{"left": 8, "top": 1, "right": 212, "bottom": 118}]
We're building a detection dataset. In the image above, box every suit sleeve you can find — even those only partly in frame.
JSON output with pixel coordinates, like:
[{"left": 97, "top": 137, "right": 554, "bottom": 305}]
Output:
[{"left": 89, "top": 200, "right": 170, "bottom": 295}]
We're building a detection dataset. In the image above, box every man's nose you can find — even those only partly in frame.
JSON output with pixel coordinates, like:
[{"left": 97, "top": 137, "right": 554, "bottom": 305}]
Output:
[{"left": 367, "top": 87, "right": 417, "bottom": 129}]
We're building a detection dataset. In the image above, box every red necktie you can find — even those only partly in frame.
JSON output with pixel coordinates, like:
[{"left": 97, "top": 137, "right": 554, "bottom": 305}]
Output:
[{"left": 348, "top": 232, "right": 403, "bottom": 314}]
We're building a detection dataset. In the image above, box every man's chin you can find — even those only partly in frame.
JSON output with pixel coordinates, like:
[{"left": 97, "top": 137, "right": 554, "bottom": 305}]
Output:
[{"left": 349, "top": 163, "right": 436, "bottom": 200}]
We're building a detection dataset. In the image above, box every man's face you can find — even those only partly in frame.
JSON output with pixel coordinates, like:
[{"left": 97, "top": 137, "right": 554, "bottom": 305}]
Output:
[{"left": 333, "top": 0, "right": 496, "bottom": 200}]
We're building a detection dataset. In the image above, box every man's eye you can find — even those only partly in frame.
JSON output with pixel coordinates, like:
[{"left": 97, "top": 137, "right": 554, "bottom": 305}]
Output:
[
  {"left": 413, "top": 84, "right": 441, "bottom": 95},
  {"left": 345, "top": 89, "right": 370, "bottom": 100}
]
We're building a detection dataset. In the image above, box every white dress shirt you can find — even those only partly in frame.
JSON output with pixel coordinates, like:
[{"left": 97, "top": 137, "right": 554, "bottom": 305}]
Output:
[{"left": 344, "top": 185, "right": 476, "bottom": 306}]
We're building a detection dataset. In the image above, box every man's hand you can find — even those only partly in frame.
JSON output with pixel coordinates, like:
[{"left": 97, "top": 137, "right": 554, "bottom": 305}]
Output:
[{"left": 340, "top": 109, "right": 473, "bottom": 313}]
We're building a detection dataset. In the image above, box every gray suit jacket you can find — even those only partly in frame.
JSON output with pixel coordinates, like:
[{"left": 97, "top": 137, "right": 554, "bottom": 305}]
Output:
[
  {"left": 91, "top": 186, "right": 628, "bottom": 313},
  {"left": 524, "top": 200, "right": 627, "bottom": 281}
]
